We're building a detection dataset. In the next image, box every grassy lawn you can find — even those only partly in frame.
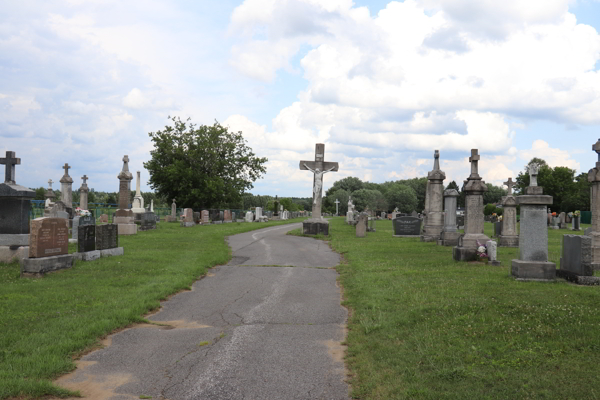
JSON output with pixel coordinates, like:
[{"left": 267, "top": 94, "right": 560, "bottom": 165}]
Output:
[
  {"left": 0, "top": 218, "right": 303, "bottom": 399},
  {"left": 327, "top": 217, "right": 600, "bottom": 400}
]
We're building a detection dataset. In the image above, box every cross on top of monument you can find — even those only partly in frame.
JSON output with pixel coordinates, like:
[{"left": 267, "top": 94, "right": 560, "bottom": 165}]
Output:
[
  {"left": 0, "top": 151, "right": 20, "bottom": 184},
  {"left": 469, "top": 149, "right": 480, "bottom": 178},
  {"left": 81, "top": 175, "right": 88, "bottom": 184},
  {"left": 593, "top": 138, "right": 600, "bottom": 163},
  {"left": 172, "top": 198, "right": 176, "bottom": 203},
  {"left": 433, "top": 150, "right": 440, "bottom": 170},
  {"left": 299, "top": 143, "right": 339, "bottom": 217},
  {"left": 48, "top": 179, "right": 53, "bottom": 189},
  {"left": 335, "top": 199, "right": 340, "bottom": 204},
  {"left": 503, "top": 177, "right": 515, "bottom": 195},
  {"left": 62, "top": 163, "right": 71, "bottom": 176}
]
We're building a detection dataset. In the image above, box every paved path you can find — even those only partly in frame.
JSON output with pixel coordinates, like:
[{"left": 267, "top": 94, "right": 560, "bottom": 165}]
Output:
[{"left": 56, "top": 223, "right": 349, "bottom": 400}]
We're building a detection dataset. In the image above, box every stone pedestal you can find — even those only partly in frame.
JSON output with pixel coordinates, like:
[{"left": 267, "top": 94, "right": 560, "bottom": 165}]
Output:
[
  {"left": 421, "top": 151, "right": 445, "bottom": 241},
  {"left": 440, "top": 189, "right": 459, "bottom": 246},
  {"left": 453, "top": 150, "right": 489, "bottom": 261},
  {"left": 21, "top": 254, "right": 74, "bottom": 276},
  {"left": 303, "top": 218, "right": 329, "bottom": 235},
  {"left": 356, "top": 214, "right": 368, "bottom": 237},
  {"left": 498, "top": 194, "right": 519, "bottom": 247},
  {"left": 115, "top": 156, "right": 137, "bottom": 235},
  {"left": 511, "top": 193, "right": 555, "bottom": 281}
]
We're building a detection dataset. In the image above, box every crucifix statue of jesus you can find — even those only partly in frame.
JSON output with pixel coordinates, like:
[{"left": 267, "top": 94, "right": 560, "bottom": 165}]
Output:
[{"left": 299, "top": 143, "right": 339, "bottom": 218}]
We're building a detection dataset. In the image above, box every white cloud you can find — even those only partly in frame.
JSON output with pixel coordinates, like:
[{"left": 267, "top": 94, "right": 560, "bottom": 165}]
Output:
[{"left": 519, "top": 139, "right": 581, "bottom": 170}]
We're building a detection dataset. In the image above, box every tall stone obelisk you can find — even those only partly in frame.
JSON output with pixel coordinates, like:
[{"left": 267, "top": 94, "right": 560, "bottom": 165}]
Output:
[{"left": 421, "top": 150, "right": 445, "bottom": 242}]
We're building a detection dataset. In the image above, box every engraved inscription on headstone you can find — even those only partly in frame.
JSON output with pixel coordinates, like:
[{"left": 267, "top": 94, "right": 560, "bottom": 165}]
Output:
[
  {"left": 29, "top": 218, "right": 69, "bottom": 258},
  {"left": 96, "top": 224, "right": 118, "bottom": 250},
  {"left": 394, "top": 216, "right": 422, "bottom": 236},
  {"left": 78, "top": 225, "right": 96, "bottom": 253}
]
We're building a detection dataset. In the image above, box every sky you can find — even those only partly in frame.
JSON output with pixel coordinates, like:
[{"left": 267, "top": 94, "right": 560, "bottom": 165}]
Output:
[{"left": 1, "top": 0, "right": 600, "bottom": 198}]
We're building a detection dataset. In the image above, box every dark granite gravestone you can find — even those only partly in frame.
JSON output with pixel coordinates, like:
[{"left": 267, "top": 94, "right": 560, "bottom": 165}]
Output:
[
  {"left": 456, "top": 215, "right": 465, "bottom": 228},
  {"left": 494, "top": 221, "right": 503, "bottom": 236},
  {"left": 557, "top": 235, "right": 600, "bottom": 284},
  {"left": 0, "top": 151, "right": 35, "bottom": 236},
  {"left": 72, "top": 214, "right": 95, "bottom": 238},
  {"left": 96, "top": 224, "right": 118, "bottom": 250},
  {"left": 393, "top": 216, "right": 421, "bottom": 236},
  {"left": 572, "top": 216, "right": 581, "bottom": 231},
  {"left": 139, "top": 211, "right": 157, "bottom": 231},
  {"left": 78, "top": 225, "right": 96, "bottom": 252}
]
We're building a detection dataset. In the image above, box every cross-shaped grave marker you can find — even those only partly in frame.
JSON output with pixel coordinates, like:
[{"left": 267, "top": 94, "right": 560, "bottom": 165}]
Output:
[
  {"left": 593, "top": 138, "right": 600, "bottom": 165},
  {"left": 62, "top": 163, "right": 71, "bottom": 177},
  {"left": 299, "top": 143, "right": 339, "bottom": 218},
  {"left": 469, "top": 149, "right": 480, "bottom": 178},
  {"left": 334, "top": 198, "right": 340, "bottom": 216},
  {"left": 504, "top": 177, "right": 515, "bottom": 195},
  {"left": 433, "top": 150, "right": 440, "bottom": 170},
  {"left": 0, "top": 151, "right": 20, "bottom": 184},
  {"left": 48, "top": 179, "right": 53, "bottom": 190},
  {"left": 81, "top": 175, "right": 88, "bottom": 185}
]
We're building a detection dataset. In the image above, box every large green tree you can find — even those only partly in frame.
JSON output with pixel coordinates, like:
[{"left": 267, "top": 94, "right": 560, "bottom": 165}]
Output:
[
  {"left": 351, "top": 189, "right": 387, "bottom": 212},
  {"left": 384, "top": 184, "right": 418, "bottom": 213},
  {"left": 144, "top": 117, "right": 267, "bottom": 209}
]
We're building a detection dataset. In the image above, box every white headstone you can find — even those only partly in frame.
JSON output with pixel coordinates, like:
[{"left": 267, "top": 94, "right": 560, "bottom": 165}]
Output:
[{"left": 245, "top": 211, "right": 253, "bottom": 223}]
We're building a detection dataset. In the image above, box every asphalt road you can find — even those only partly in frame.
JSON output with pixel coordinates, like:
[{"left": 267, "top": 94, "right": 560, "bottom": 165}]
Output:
[{"left": 56, "top": 222, "right": 349, "bottom": 400}]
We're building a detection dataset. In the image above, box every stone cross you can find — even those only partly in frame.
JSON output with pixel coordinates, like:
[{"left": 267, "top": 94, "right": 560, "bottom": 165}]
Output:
[
  {"left": 469, "top": 149, "right": 480, "bottom": 178},
  {"left": 122, "top": 155, "right": 130, "bottom": 170},
  {"left": 62, "top": 163, "right": 71, "bottom": 177},
  {"left": 433, "top": 150, "right": 440, "bottom": 170},
  {"left": 299, "top": 143, "right": 339, "bottom": 218},
  {"left": 0, "top": 151, "right": 20, "bottom": 184},
  {"left": 81, "top": 175, "right": 88, "bottom": 185},
  {"left": 503, "top": 177, "right": 515, "bottom": 195},
  {"left": 593, "top": 138, "right": 600, "bottom": 166},
  {"left": 335, "top": 198, "right": 340, "bottom": 215},
  {"left": 48, "top": 179, "right": 53, "bottom": 189}
]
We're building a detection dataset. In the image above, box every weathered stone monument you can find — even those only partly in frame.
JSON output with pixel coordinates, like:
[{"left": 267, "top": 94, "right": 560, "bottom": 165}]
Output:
[
  {"left": 45, "top": 178, "right": 55, "bottom": 208},
  {"left": 114, "top": 155, "right": 137, "bottom": 235},
  {"left": 244, "top": 211, "right": 253, "bottom": 223},
  {"left": 78, "top": 175, "right": 89, "bottom": 210},
  {"left": 273, "top": 196, "right": 279, "bottom": 217},
  {"left": 201, "top": 210, "right": 210, "bottom": 224},
  {"left": 139, "top": 211, "right": 157, "bottom": 231},
  {"left": 486, "top": 240, "right": 501, "bottom": 266},
  {"left": 453, "top": 150, "right": 490, "bottom": 261},
  {"left": 59, "top": 163, "right": 74, "bottom": 218},
  {"left": 255, "top": 207, "right": 263, "bottom": 222},
  {"left": 511, "top": 162, "right": 555, "bottom": 281},
  {"left": 21, "top": 218, "right": 74, "bottom": 276},
  {"left": 439, "top": 189, "right": 460, "bottom": 246},
  {"left": 421, "top": 150, "right": 446, "bottom": 242},
  {"left": 356, "top": 213, "right": 368, "bottom": 238},
  {"left": 300, "top": 143, "right": 338, "bottom": 235},
  {"left": 588, "top": 138, "right": 600, "bottom": 270},
  {"left": 224, "top": 210, "right": 232, "bottom": 223},
  {"left": 558, "top": 235, "right": 600, "bottom": 285},
  {"left": 181, "top": 208, "right": 195, "bottom": 227},
  {"left": 0, "top": 151, "right": 35, "bottom": 262},
  {"left": 165, "top": 199, "right": 177, "bottom": 222},
  {"left": 131, "top": 171, "right": 145, "bottom": 214},
  {"left": 498, "top": 177, "right": 519, "bottom": 247}
]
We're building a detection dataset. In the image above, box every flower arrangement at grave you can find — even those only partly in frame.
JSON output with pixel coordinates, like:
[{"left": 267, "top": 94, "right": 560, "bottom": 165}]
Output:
[
  {"left": 552, "top": 212, "right": 557, "bottom": 217},
  {"left": 498, "top": 215, "right": 503, "bottom": 221},
  {"left": 476, "top": 240, "right": 488, "bottom": 262},
  {"left": 573, "top": 210, "right": 581, "bottom": 217},
  {"left": 75, "top": 207, "right": 92, "bottom": 217}
]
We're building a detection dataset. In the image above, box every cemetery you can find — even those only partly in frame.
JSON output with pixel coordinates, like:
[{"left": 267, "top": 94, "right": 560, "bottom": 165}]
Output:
[{"left": 1, "top": 140, "right": 600, "bottom": 400}]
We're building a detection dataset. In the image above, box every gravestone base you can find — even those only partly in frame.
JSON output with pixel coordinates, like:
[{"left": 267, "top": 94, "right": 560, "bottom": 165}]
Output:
[
  {"left": 68, "top": 238, "right": 77, "bottom": 244},
  {"left": 21, "top": 254, "right": 74, "bottom": 276},
  {"left": 556, "top": 269, "right": 600, "bottom": 285},
  {"left": 74, "top": 250, "right": 101, "bottom": 261},
  {"left": 489, "top": 260, "right": 502, "bottom": 266},
  {"left": 453, "top": 246, "right": 479, "bottom": 261},
  {"left": 498, "top": 235, "right": 519, "bottom": 247},
  {"left": 0, "top": 245, "right": 29, "bottom": 263},
  {"left": 224, "top": 220, "right": 233, "bottom": 223},
  {"left": 180, "top": 222, "right": 195, "bottom": 227},
  {"left": 0, "top": 234, "right": 29, "bottom": 246},
  {"left": 303, "top": 219, "right": 329, "bottom": 236},
  {"left": 165, "top": 216, "right": 177, "bottom": 223},
  {"left": 439, "top": 231, "right": 461, "bottom": 246},
  {"left": 511, "top": 259, "right": 556, "bottom": 281},
  {"left": 100, "top": 247, "right": 124, "bottom": 257},
  {"left": 117, "top": 224, "right": 137, "bottom": 235},
  {"left": 572, "top": 228, "right": 582, "bottom": 231},
  {"left": 420, "top": 235, "right": 437, "bottom": 242}
]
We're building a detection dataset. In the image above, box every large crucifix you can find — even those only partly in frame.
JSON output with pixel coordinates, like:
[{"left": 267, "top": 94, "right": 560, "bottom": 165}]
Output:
[
  {"left": 299, "top": 143, "right": 339, "bottom": 218},
  {"left": 0, "top": 151, "right": 20, "bottom": 184}
]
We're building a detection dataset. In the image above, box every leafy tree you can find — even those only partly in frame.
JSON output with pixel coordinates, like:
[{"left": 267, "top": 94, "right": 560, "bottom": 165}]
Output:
[
  {"left": 483, "top": 183, "right": 507, "bottom": 205},
  {"left": 33, "top": 187, "right": 45, "bottom": 200},
  {"left": 402, "top": 177, "right": 428, "bottom": 211},
  {"left": 515, "top": 158, "right": 550, "bottom": 194},
  {"left": 351, "top": 189, "right": 387, "bottom": 212},
  {"left": 561, "top": 173, "right": 591, "bottom": 211},
  {"left": 445, "top": 180, "right": 464, "bottom": 208},
  {"left": 325, "top": 176, "right": 363, "bottom": 197},
  {"left": 325, "top": 189, "right": 350, "bottom": 215},
  {"left": 384, "top": 184, "right": 418, "bottom": 213},
  {"left": 144, "top": 117, "right": 267, "bottom": 209}
]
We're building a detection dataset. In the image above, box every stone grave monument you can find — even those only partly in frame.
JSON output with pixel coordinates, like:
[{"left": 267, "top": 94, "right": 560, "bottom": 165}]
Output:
[
  {"left": 73, "top": 224, "right": 100, "bottom": 261},
  {"left": 72, "top": 214, "right": 95, "bottom": 242},
  {"left": 244, "top": 211, "right": 253, "bottom": 223},
  {"left": 255, "top": 207, "right": 263, "bottom": 222},
  {"left": 201, "top": 210, "right": 210, "bottom": 224},
  {"left": 139, "top": 210, "right": 157, "bottom": 231},
  {"left": 393, "top": 215, "right": 421, "bottom": 237},
  {"left": 572, "top": 213, "right": 581, "bottom": 231},
  {"left": 498, "top": 177, "right": 518, "bottom": 247},
  {"left": 96, "top": 224, "right": 124, "bottom": 257},
  {"left": 439, "top": 188, "right": 460, "bottom": 246},
  {"left": 588, "top": 138, "right": 600, "bottom": 270},
  {"left": 59, "top": 163, "right": 74, "bottom": 218},
  {"left": 181, "top": 208, "right": 195, "bottom": 227},
  {"left": 166, "top": 199, "right": 177, "bottom": 222},
  {"left": 335, "top": 199, "right": 340, "bottom": 216},
  {"left": 131, "top": 171, "right": 145, "bottom": 214},
  {"left": 511, "top": 162, "right": 555, "bottom": 281},
  {"left": 114, "top": 155, "right": 137, "bottom": 235},
  {"left": 453, "top": 149, "right": 491, "bottom": 261},
  {"left": 558, "top": 235, "right": 600, "bottom": 285},
  {"left": 356, "top": 213, "right": 368, "bottom": 238},
  {"left": 300, "top": 143, "right": 339, "bottom": 235},
  {"left": 0, "top": 151, "right": 35, "bottom": 262},
  {"left": 486, "top": 240, "right": 501, "bottom": 266},
  {"left": 79, "top": 175, "right": 89, "bottom": 210},
  {"left": 224, "top": 210, "right": 232, "bottom": 223},
  {"left": 421, "top": 150, "right": 445, "bottom": 242},
  {"left": 45, "top": 178, "right": 55, "bottom": 209},
  {"left": 21, "top": 218, "right": 74, "bottom": 276},
  {"left": 273, "top": 196, "right": 279, "bottom": 218}
]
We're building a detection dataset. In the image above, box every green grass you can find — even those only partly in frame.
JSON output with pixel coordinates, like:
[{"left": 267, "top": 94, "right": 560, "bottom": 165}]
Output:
[
  {"left": 0, "top": 218, "right": 304, "bottom": 399},
  {"left": 328, "top": 217, "right": 600, "bottom": 400}
]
